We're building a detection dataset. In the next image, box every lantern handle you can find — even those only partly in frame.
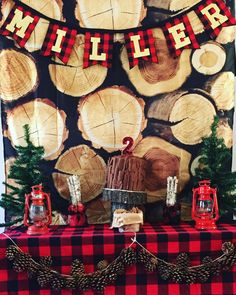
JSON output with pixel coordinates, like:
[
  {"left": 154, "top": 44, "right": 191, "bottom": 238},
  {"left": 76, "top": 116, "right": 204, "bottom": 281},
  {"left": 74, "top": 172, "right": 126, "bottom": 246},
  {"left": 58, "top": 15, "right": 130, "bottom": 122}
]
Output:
[
  {"left": 23, "top": 194, "right": 31, "bottom": 227},
  {"left": 199, "top": 180, "right": 211, "bottom": 186},
  {"left": 44, "top": 192, "right": 52, "bottom": 226}
]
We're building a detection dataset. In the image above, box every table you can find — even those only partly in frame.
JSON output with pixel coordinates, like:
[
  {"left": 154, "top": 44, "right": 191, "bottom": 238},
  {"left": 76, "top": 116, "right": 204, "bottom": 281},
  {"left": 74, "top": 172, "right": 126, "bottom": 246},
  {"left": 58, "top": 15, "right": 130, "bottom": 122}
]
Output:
[{"left": 0, "top": 223, "right": 236, "bottom": 295}]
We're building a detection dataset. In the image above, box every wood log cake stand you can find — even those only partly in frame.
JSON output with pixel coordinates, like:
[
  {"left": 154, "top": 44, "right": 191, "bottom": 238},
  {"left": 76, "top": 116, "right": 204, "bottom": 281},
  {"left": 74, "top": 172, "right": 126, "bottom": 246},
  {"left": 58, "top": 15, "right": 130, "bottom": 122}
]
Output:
[{"left": 103, "top": 155, "right": 147, "bottom": 219}]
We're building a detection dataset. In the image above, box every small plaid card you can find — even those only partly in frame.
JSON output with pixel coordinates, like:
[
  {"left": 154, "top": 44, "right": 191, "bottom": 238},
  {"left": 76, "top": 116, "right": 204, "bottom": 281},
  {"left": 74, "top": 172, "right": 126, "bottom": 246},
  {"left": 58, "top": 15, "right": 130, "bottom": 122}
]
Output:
[
  {"left": 41, "top": 23, "right": 77, "bottom": 64},
  {"left": 124, "top": 29, "right": 158, "bottom": 68},
  {"left": 0, "top": 5, "right": 39, "bottom": 48},
  {"left": 163, "top": 14, "right": 200, "bottom": 56},
  {"left": 195, "top": 0, "right": 236, "bottom": 38},
  {"left": 83, "top": 32, "right": 114, "bottom": 68}
]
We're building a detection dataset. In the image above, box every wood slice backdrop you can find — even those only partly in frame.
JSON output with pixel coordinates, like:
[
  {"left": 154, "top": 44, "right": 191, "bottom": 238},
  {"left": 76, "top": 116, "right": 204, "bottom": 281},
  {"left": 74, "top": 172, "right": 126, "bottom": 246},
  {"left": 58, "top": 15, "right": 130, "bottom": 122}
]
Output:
[
  {"left": 75, "top": 0, "right": 146, "bottom": 29},
  {"left": 0, "top": 0, "right": 64, "bottom": 52},
  {"left": 78, "top": 86, "right": 147, "bottom": 152},
  {"left": 49, "top": 35, "right": 107, "bottom": 96},
  {"left": 148, "top": 90, "right": 216, "bottom": 145},
  {"left": 0, "top": 49, "right": 38, "bottom": 101},
  {"left": 133, "top": 137, "right": 191, "bottom": 202},
  {"left": 192, "top": 42, "right": 226, "bottom": 76},
  {"left": 204, "top": 72, "right": 235, "bottom": 111},
  {"left": 120, "top": 28, "right": 192, "bottom": 96},
  {"left": 52, "top": 145, "right": 109, "bottom": 223},
  {"left": 6, "top": 99, "right": 68, "bottom": 160}
]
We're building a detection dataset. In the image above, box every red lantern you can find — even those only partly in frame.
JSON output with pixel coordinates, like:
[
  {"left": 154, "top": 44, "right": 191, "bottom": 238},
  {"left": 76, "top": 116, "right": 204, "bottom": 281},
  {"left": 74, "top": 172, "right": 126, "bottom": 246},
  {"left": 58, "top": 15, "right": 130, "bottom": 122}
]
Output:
[
  {"left": 24, "top": 184, "right": 52, "bottom": 235},
  {"left": 192, "top": 180, "right": 219, "bottom": 230}
]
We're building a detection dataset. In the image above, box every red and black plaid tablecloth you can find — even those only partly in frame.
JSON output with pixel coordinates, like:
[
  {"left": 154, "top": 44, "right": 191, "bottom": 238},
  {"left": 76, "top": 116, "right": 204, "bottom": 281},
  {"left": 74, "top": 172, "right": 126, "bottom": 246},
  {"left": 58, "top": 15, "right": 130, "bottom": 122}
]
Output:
[{"left": 0, "top": 223, "right": 236, "bottom": 295}]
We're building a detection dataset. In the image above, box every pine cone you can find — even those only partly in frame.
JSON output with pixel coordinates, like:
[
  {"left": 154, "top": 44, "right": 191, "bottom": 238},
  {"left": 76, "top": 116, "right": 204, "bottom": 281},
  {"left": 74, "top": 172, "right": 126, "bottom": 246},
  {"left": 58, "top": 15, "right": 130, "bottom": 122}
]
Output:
[
  {"left": 40, "top": 256, "right": 52, "bottom": 267},
  {"left": 171, "top": 267, "right": 185, "bottom": 283},
  {"left": 118, "top": 247, "right": 136, "bottom": 266},
  {"left": 37, "top": 269, "right": 53, "bottom": 287},
  {"left": 157, "top": 262, "right": 173, "bottom": 280},
  {"left": 97, "top": 260, "right": 109, "bottom": 270},
  {"left": 195, "top": 267, "right": 210, "bottom": 283},
  {"left": 222, "top": 242, "right": 234, "bottom": 254},
  {"left": 144, "top": 257, "right": 158, "bottom": 272},
  {"left": 77, "top": 274, "right": 90, "bottom": 291},
  {"left": 137, "top": 248, "right": 150, "bottom": 264},
  {"left": 27, "top": 265, "right": 38, "bottom": 278},
  {"left": 90, "top": 273, "right": 107, "bottom": 293},
  {"left": 176, "top": 253, "right": 189, "bottom": 269},
  {"left": 71, "top": 259, "right": 85, "bottom": 277},
  {"left": 6, "top": 246, "right": 20, "bottom": 261},
  {"left": 185, "top": 270, "right": 197, "bottom": 284},
  {"left": 50, "top": 275, "right": 65, "bottom": 290},
  {"left": 107, "top": 261, "right": 125, "bottom": 275},
  {"left": 65, "top": 278, "right": 78, "bottom": 290}
]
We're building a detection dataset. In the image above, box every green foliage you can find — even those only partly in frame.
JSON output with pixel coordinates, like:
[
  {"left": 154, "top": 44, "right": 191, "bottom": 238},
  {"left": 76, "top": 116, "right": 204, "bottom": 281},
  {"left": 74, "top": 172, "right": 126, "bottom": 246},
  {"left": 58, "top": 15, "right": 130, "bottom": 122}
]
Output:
[
  {"left": 0, "top": 124, "right": 46, "bottom": 226},
  {"left": 194, "top": 116, "right": 236, "bottom": 218}
]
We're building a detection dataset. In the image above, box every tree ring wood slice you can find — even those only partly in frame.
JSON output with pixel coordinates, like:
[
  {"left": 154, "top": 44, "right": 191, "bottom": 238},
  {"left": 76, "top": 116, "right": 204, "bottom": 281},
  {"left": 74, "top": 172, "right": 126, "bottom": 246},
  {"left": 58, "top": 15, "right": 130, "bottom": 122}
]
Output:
[
  {"left": 78, "top": 86, "right": 147, "bottom": 152},
  {"left": 54, "top": 145, "right": 106, "bottom": 203},
  {"left": 133, "top": 136, "right": 191, "bottom": 202},
  {"left": 148, "top": 90, "right": 216, "bottom": 145},
  {"left": 204, "top": 72, "right": 234, "bottom": 111},
  {"left": 75, "top": 0, "right": 146, "bottom": 29},
  {"left": 0, "top": 49, "right": 38, "bottom": 101},
  {"left": 49, "top": 35, "right": 107, "bottom": 96},
  {"left": 192, "top": 42, "right": 226, "bottom": 75},
  {"left": 6, "top": 99, "right": 68, "bottom": 160},
  {"left": 121, "top": 29, "right": 192, "bottom": 96},
  {"left": 169, "top": 93, "right": 216, "bottom": 145}
]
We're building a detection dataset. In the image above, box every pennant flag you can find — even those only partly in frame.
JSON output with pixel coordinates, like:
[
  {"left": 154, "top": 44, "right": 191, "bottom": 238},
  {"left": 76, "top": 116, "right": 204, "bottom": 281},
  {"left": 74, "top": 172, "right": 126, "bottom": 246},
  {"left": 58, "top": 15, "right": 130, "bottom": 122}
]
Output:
[
  {"left": 83, "top": 32, "right": 113, "bottom": 68},
  {"left": 41, "top": 23, "right": 77, "bottom": 64},
  {"left": 0, "top": 5, "right": 39, "bottom": 47},
  {"left": 124, "top": 29, "right": 158, "bottom": 68},
  {"left": 195, "top": 0, "right": 236, "bottom": 38},
  {"left": 163, "top": 14, "right": 200, "bottom": 56}
]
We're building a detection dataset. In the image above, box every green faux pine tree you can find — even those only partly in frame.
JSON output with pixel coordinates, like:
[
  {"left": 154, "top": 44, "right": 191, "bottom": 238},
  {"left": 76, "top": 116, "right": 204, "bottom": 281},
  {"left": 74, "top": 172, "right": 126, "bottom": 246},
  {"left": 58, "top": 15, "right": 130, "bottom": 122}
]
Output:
[
  {"left": 194, "top": 116, "right": 236, "bottom": 218},
  {"left": 0, "top": 124, "right": 46, "bottom": 226}
]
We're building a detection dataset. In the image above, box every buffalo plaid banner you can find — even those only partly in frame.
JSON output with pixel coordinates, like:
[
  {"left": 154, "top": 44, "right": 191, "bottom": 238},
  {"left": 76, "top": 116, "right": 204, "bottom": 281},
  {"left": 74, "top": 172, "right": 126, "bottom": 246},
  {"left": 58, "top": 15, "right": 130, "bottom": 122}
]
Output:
[
  {"left": 41, "top": 24, "right": 77, "bottom": 64},
  {"left": 163, "top": 15, "right": 200, "bottom": 56},
  {"left": 124, "top": 29, "right": 158, "bottom": 68},
  {"left": 195, "top": 0, "right": 236, "bottom": 38},
  {"left": 1, "top": 223, "right": 236, "bottom": 295},
  {"left": 0, "top": 5, "right": 39, "bottom": 48},
  {"left": 83, "top": 32, "right": 114, "bottom": 68}
]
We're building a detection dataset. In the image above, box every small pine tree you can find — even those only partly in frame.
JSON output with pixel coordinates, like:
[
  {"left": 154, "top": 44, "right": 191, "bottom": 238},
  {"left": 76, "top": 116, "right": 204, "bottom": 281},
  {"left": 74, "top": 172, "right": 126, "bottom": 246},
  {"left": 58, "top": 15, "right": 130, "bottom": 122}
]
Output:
[
  {"left": 0, "top": 124, "right": 46, "bottom": 226},
  {"left": 194, "top": 116, "right": 236, "bottom": 218}
]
